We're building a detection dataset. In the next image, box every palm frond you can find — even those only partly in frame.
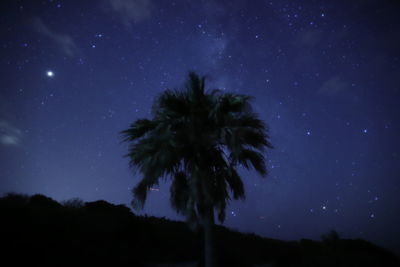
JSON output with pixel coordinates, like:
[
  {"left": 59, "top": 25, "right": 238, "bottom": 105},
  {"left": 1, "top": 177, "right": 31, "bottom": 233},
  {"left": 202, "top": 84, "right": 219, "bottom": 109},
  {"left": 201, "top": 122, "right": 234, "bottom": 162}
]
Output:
[
  {"left": 152, "top": 89, "right": 190, "bottom": 117},
  {"left": 218, "top": 93, "right": 252, "bottom": 114},
  {"left": 170, "top": 171, "right": 190, "bottom": 213},
  {"left": 186, "top": 72, "right": 205, "bottom": 101},
  {"left": 224, "top": 167, "right": 245, "bottom": 200},
  {"left": 120, "top": 119, "right": 156, "bottom": 141},
  {"left": 234, "top": 148, "right": 267, "bottom": 176},
  {"left": 131, "top": 179, "right": 154, "bottom": 209}
]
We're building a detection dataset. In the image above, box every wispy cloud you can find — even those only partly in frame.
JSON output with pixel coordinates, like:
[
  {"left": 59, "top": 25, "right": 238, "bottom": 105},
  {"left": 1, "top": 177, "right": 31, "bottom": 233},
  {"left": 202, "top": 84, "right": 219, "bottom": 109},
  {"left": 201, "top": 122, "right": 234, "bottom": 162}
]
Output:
[
  {"left": 105, "top": 0, "right": 154, "bottom": 26},
  {"left": 318, "top": 76, "right": 348, "bottom": 96},
  {"left": 298, "top": 30, "right": 323, "bottom": 48},
  {"left": 202, "top": 0, "right": 227, "bottom": 19},
  {"left": 0, "top": 121, "right": 22, "bottom": 147},
  {"left": 32, "top": 17, "right": 79, "bottom": 57},
  {"left": 204, "top": 37, "right": 228, "bottom": 65}
]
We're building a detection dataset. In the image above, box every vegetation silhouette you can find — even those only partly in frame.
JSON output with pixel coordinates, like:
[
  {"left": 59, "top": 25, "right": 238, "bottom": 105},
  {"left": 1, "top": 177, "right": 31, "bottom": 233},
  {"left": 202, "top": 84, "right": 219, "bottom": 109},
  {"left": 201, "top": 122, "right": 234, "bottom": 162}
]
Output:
[
  {"left": 121, "top": 72, "right": 273, "bottom": 267},
  {"left": 1, "top": 193, "right": 399, "bottom": 267}
]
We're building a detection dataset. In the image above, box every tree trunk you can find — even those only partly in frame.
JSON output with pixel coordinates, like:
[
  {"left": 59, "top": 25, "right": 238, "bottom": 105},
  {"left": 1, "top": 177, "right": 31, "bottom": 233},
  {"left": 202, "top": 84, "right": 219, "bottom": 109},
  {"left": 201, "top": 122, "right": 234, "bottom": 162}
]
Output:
[{"left": 203, "top": 204, "right": 215, "bottom": 267}]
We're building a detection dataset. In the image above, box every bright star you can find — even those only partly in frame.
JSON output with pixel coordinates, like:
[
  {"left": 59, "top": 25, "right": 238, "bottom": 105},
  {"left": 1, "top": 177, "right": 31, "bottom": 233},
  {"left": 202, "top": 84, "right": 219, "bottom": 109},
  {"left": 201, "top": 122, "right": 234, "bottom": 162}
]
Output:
[{"left": 46, "top": 71, "right": 54, "bottom": 77}]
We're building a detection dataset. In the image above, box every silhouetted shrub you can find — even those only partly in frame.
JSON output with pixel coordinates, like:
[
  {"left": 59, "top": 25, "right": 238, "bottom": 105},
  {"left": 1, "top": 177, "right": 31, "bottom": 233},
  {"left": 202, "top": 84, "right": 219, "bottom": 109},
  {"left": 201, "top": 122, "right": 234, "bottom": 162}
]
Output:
[
  {"left": 62, "top": 197, "right": 84, "bottom": 209},
  {"left": 321, "top": 230, "right": 340, "bottom": 244}
]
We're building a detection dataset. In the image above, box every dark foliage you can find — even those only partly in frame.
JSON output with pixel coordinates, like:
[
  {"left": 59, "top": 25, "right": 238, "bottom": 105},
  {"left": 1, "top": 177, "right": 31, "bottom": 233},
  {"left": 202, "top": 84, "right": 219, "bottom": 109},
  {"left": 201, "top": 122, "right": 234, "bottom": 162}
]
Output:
[
  {"left": 0, "top": 193, "right": 398, "bottom": 267},
  {"left": 121, "top": 72, "right": 273, "bottom": 224}
]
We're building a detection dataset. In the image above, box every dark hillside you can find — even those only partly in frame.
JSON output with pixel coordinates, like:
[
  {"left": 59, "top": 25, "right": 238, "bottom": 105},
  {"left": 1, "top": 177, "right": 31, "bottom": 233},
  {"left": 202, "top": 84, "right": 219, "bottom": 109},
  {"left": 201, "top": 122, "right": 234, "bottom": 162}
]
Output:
[{"left": 0, "top": 193, "right": 398, "bottom": 267}]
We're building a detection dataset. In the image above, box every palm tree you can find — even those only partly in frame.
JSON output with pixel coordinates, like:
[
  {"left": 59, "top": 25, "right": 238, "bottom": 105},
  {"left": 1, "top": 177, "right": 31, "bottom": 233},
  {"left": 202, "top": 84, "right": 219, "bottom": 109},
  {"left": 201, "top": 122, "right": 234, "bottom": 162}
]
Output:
[{"left": 121, "top": 72, "right": 272, "bottom": 267}]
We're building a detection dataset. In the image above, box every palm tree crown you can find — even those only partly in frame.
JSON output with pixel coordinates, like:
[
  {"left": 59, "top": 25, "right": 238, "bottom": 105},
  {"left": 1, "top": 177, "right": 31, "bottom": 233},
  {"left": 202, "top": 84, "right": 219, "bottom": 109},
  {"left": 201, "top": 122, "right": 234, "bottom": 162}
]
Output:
[{"left": 121, "top": 72, "right": 272, "bottom": 224}]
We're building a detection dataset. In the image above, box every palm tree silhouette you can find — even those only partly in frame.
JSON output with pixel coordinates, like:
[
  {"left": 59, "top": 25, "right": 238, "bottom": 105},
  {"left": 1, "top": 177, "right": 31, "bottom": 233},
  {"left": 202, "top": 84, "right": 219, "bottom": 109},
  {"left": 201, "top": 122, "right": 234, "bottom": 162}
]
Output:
[{"left": 121, "top": 72, "right": 272, "bottom": 267}]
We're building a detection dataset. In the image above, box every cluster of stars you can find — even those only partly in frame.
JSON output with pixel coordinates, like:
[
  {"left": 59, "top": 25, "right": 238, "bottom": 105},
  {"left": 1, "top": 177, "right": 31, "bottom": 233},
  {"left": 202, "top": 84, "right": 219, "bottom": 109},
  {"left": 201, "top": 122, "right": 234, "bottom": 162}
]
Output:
[{"left": 2, "top": 0, "right": 399, "bottom": 254}]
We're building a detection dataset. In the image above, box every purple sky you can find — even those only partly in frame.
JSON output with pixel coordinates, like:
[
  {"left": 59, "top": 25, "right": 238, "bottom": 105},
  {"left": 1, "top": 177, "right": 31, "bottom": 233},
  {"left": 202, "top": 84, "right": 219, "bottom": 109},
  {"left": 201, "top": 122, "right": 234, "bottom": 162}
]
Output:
[{"left": 1, "top": 0, "right": 399, "bottom": 254}]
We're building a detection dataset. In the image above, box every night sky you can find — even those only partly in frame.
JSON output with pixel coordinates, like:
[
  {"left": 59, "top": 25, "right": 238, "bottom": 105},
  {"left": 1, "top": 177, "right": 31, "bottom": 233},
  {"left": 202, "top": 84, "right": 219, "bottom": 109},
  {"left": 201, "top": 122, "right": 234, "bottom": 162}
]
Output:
[{"left": 1, "top": 0, "right": 400, "bottom": 254}]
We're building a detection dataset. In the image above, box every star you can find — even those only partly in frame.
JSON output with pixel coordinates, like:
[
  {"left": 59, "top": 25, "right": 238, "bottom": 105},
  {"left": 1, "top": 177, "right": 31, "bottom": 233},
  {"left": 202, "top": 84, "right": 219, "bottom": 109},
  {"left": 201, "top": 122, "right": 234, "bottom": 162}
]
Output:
[{"left": 46, "top": 71, "right": 54, "bottom": 77}]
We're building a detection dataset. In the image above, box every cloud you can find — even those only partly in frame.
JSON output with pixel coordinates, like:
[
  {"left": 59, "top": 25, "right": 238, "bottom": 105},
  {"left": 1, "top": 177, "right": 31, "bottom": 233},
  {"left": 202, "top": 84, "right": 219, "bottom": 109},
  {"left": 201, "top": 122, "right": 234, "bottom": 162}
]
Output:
[
  {"left": 298, "top": 30, "right": 323, "bottom": 47},
  {"left": 202, "top": 0, "right": 226, "bottom": 19},
  {"left": 0, "top": 121, "right": 22, "bottom": 147},
  {"left": 204, "top": 37, "right": 228, "bottom": 64},
  {"left": 32, "top": 17, "right": 79, "bottom": 57},
  {"left": 318, "top": 76, "right": 348, "bottom": 96},
  {"left": 105, "top": 0, "right": 154, "bottom": 26}
]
